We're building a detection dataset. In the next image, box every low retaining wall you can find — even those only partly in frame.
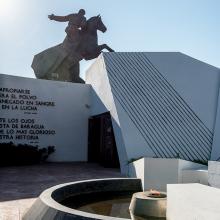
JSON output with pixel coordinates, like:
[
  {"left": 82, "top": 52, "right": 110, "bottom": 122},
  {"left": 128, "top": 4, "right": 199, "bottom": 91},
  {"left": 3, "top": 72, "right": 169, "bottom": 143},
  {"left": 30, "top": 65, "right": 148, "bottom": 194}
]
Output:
[
  {"left": 23, "top": 178, "right": 142, "bottom": 220},
  {"left": 129, "top": 158, "right": 207, "bottom": 191}
]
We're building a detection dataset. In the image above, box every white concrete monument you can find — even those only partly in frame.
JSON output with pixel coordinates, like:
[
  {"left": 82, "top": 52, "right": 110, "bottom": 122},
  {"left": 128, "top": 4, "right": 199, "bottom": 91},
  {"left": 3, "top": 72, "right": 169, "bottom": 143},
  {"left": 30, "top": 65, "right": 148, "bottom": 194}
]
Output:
[
  {"left": 86, "top": 52, "right": 220, "bottom": 172},
  {"left": 1, "top": 52, "right": 220, "bottom": 174}
]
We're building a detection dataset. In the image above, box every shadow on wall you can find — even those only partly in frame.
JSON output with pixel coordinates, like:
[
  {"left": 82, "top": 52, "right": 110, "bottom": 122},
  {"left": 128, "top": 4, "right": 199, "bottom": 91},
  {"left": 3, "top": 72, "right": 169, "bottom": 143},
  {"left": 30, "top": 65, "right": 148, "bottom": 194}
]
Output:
[
  {"left": 90, "top": 89, "right": 129, "bottom": 174},
  {"left": 90, "top": 87, "right": 108, "bottom": 116}
]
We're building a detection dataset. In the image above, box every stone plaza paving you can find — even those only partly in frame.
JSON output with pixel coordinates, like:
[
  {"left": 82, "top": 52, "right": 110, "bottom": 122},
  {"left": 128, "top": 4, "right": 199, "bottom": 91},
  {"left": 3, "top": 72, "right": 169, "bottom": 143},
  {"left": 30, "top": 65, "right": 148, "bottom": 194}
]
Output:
[{"left": 0, "top": 163, "right": 123, "bottom": 220}]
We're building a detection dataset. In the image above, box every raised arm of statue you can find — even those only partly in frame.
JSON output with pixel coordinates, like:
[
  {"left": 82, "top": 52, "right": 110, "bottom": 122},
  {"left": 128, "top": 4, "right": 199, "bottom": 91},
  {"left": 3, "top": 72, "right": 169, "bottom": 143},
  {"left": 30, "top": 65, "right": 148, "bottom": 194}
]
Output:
[{"left": 48, "top": 14, "right": 70, "bottom": 22}]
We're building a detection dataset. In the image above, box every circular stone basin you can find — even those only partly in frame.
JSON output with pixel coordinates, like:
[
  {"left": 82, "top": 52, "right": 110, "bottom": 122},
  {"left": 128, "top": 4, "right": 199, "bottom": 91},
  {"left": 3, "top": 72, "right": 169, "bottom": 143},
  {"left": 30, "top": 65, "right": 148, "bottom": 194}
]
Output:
[{"left": 23, "top": 178, "right": 142, "bottom": 220}]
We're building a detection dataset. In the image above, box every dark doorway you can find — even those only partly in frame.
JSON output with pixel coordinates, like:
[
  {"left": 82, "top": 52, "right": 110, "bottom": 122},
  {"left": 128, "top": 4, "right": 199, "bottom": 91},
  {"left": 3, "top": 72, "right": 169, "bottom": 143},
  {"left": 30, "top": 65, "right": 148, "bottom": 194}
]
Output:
[{"left": 88, "top": 112, "right": 120, "bottom": 168}]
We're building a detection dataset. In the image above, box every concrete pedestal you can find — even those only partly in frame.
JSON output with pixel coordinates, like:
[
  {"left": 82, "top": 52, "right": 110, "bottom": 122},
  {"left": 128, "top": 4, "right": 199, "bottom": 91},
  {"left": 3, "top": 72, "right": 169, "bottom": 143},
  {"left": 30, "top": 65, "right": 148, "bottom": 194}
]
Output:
[{"left": 129, "top": 191, "right": 166, "bottom": 219}]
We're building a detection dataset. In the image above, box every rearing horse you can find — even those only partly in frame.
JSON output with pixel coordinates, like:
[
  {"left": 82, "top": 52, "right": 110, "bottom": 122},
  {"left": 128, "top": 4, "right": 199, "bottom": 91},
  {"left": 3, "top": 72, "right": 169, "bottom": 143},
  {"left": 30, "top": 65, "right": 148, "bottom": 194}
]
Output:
[
  {"left": 32, "top": 15, "right": 114, "bottom": 83},
  {"left": 78, "top": 15, "right": 114, "bottom": 60}
]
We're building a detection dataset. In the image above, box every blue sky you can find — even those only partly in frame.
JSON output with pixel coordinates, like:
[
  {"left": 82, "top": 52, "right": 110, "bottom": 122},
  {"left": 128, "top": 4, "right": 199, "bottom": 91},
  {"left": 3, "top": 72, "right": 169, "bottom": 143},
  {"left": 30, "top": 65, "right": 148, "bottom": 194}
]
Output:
[{"left": 0, "top": 0, "right": 219, "bottom": 79}]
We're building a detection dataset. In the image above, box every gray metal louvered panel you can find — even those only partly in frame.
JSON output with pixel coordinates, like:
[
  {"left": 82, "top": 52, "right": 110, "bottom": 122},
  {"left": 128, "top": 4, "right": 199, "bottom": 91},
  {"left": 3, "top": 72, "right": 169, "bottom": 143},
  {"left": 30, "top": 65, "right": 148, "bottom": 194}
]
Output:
[{"left": 103, "top": 52, "right": 213, "bottom": 161}]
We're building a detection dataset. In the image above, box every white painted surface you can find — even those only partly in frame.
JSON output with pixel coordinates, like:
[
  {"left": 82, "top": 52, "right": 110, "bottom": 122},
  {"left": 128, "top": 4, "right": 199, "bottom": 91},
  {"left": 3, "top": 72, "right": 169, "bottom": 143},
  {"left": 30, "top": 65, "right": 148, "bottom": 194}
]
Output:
[
  {"left": 208, "top": 161, "right": 220, "bottom": 188},
  {"left": 114, "top": 99, "right": 155, "bottom": 160},
  {"left": 128, "top": 158, "right": 145, "bottom": 189},
  {"left": 182, "top": 169, "right": 208, "bottom": 185},
  {"left": 0, "top": 74, "right": 91, "bottom": 161},
  {"left": 144, "top": 158, "right": 179, "bottom": 191},
  {"left": 129, "top": 158, "right": 207, "bottom": 191},
  {"left": 167, "top": 183, "right": 220, "bottom": 220},
  {"left": 147, "top": 52, "right": 220, "bottom": 131}
]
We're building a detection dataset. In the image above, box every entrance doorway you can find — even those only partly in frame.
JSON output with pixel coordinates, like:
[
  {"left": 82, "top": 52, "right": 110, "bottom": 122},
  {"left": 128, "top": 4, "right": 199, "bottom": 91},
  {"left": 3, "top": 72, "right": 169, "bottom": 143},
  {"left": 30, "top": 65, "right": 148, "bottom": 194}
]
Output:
[{"left": 88, "top": 112, "right": 120, "bottom": 168}]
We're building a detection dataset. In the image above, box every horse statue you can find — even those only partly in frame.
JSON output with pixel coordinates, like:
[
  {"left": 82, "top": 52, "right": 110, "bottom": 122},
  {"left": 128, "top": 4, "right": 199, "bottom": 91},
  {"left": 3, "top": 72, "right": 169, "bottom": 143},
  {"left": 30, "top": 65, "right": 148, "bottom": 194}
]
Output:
[
  {"left": 32, "top": 14, "right": 114, "bottom": 83},
  {"left": 78, "top": 15, "right": 114, "bottom": 60}
]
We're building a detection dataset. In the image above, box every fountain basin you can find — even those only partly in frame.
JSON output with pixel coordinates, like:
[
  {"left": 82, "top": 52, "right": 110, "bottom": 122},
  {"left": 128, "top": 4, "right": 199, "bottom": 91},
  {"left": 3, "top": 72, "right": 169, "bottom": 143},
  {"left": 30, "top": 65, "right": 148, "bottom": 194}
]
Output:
[{"left": 23, "top": 178, "right": 142, "bottom": 220}]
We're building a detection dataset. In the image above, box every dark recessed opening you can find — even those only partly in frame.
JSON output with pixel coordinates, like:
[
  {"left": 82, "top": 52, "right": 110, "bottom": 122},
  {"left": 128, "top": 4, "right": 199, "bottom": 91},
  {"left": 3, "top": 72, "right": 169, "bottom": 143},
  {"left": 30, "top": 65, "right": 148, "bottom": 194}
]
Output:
[{"left": 88, "top": 112, "right": 120, "bottom": 168}]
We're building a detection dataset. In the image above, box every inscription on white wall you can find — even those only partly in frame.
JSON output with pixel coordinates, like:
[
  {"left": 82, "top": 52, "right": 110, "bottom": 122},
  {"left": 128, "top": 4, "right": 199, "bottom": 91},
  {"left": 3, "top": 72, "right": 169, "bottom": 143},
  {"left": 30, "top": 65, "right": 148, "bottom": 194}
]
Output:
[
  {"left": 0, "top": 87, "right": 56, "bottom": 144},
  {"left": 0, "top": 74, "right": 90, "bottom": 161}
]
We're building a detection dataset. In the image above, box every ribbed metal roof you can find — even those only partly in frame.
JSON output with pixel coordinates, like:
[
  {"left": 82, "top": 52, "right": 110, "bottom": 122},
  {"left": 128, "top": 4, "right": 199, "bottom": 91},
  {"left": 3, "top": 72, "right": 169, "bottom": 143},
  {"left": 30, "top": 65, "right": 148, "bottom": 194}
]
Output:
[{"left": 103, "top": 52, "right": 213, "bottom": 161}]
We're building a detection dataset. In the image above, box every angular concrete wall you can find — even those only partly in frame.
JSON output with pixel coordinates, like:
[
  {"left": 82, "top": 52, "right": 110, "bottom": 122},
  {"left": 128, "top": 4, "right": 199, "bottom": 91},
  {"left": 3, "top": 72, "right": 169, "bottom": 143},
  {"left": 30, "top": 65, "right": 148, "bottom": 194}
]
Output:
[
  {"left": 0, "top": 74, "right": 91, "bottom": 161},
  {"left": 86, "top": 52, "right": 220, "bottom": 169},
  {"left": 128, "top": 158, "right": 206, "bottom": 191},
  {"left": 146, "top": 52, "right": 220, "bottom": 131},
  {"left": 86, "top": 57, "right": 129, "bottom": 173}
]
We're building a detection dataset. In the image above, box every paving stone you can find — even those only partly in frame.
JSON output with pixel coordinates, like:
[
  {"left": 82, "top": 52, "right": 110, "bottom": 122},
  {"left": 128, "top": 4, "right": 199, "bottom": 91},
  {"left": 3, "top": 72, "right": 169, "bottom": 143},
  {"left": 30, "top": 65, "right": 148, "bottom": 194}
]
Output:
[{"left": 0, "top": 162, "right": 122, "bottom": 220}]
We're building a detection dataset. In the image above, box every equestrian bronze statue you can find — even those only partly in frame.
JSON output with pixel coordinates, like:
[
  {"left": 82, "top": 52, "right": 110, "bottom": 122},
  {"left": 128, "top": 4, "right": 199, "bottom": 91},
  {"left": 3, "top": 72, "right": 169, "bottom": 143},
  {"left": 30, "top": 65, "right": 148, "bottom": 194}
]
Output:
[{"left": 31, "top": 9, "right": 114, "bottom": 83}]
